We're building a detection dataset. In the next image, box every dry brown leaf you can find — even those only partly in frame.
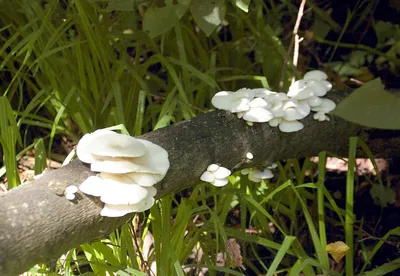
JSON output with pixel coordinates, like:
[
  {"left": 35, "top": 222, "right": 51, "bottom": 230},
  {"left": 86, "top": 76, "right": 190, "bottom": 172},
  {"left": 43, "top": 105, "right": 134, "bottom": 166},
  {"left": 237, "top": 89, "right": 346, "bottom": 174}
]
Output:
[
  {"left": 226, "top": 238, "right": 245, "bottom": 270},
  {"left": 326, "top": 241, "right": 350, "bottom": 263}
]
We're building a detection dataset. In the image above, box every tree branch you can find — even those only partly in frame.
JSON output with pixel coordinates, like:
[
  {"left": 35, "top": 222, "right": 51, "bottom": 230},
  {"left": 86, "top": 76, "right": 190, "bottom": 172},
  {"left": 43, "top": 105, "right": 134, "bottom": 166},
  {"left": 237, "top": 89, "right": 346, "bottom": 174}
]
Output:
[{"left": 1, "top": 90, "right": 400, "bottom": 275}]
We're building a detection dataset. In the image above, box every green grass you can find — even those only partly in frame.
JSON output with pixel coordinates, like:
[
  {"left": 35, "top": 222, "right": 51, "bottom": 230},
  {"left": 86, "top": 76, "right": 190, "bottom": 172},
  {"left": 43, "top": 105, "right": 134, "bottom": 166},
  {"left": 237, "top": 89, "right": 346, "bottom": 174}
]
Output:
[{"left": 1, "top": 0, "right": 399, "bottom": 275}]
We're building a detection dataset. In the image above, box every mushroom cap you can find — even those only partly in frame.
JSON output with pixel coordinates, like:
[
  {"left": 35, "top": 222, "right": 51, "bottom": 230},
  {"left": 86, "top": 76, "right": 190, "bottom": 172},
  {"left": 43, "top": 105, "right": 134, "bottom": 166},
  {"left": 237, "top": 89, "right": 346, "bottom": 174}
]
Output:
[
  {"left": 311, "top": 98, "right": 336, "bottom": 113},
  {"left": 267, "top": 92, "right": 289, "bottom": 103},
  {"left": 288, "top": 80, "right": 315, "bottom": 100},
  {"left": 211, "top": 91, "right": 234, "bottom": 110},
  {"left": 303, "top": 70, "right": 328, "bottom": 81},
  {"left": 232, "top": 88, "right": 254, "bottom": 100},
  {"left": 243, "top": 107, "right": 274, "bottom": 123},
  {"left": 250, "top": 169, "right": 273, "bottom": 180},
  {"left": 100, "top": 196, "right": 155, "bottom": 217},
  {"left": 79, "top": 176, "right": 105, "bottom": 197},
  {"left": 213, "top": 167, "right": 231, "bottom": 179},
  {"left": 307, "top": 80, "right": 329, "bottom": 97},
  {"left": 65, "top": 185, "right": 78, "bottom": 194},
  {"left": 306, "top": 96, "right": 322, "bottom": 107},
  {"left": 231, "top": 97, "right": 250, "bottom": 112},
  {"left": 278, "top": 120, "right": 304, "bottom": 132},
  {"left": 321, "top": 80, "right": 333, "bottom": 91},
  {"left": 125, "top": 171, "right": 164, "bottom": 187},
  {"left": 296, "top": 101, "right": 311, "bottom": 118},
  {"left": 282, "top": 99, "right": 299, "bottom": 110},
  {"left": 79, "top": 173, "right": 150, "bottom": 205},
  {"left": 76, "top": 130, "right": 147, "bottom": 164},
  {"left": 246, "top": 152, "right": 254, "bottom": 159},
  {"left": 268, "top": 117, "right": 282, "bottom": 127},
  {"left": 249, "top": 97, "right": 268, "bottom": 108},
  {"left": 91, "top": 139, "right": 169, "bottom": 175},
  {"left": 284, "top": 108, "right": 303, "bottom": 121},
  {"left": 252, "top": 88, "right": 276, "bottom": 98},
  {"left": 313, "top": 112, "right": 330, "bottom": 121},
  {"left": 207, "top": 164, "right": 220, "bottom": 172},
  {"left": 99, "top": 182, "right": 149, "bottom": 205},
  {"left": 212, "top": 178, "right": 229, "bottom": 187},
  {"left": 200, "top": 171, "right": 215, "bottom": 182}
]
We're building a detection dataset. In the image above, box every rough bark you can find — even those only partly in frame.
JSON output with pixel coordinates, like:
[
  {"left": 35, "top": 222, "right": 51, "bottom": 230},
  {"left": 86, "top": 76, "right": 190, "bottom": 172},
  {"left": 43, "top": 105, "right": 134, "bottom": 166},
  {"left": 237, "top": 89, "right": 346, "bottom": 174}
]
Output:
[{"left": 1, "top": 91, "right": 400, "bottom": 275}]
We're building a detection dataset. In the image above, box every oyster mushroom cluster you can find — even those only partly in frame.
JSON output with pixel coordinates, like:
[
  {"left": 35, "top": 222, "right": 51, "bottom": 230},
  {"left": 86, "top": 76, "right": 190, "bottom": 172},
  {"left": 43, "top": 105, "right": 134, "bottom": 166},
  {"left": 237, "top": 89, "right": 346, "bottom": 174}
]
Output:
[
  {"left": 76, "top": 129, "right": 169, "bottom": 217},
  {"left": 200, "top": 164, "right": 232, "bottom": 187},
  {"left": 211, "top": 70, "right": 336, "bottom": 132}
]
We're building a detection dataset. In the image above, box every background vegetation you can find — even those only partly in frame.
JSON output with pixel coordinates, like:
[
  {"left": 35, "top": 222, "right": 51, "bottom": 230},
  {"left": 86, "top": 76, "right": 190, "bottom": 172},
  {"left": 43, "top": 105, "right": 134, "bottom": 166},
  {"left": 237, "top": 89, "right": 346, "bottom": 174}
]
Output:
[{"left": 1, "top": 0, "right": 399, "bottom": 275}]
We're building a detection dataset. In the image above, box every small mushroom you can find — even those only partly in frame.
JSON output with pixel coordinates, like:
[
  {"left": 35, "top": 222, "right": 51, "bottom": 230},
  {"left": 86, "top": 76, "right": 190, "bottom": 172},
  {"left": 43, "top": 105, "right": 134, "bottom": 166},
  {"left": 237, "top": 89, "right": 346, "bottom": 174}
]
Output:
[
  {"left": 278, "top": 120, "right": 304, "bottom": 133},
  {"left": 207, "top": 164, "right": 220, "bottom": 172},
  {"left": 311, "top": 98, "right": 336, "bottom": 113},
  {"left": 304, "top": 95, "right": 322, "bottom": 107},
  {"left": 200, "top": 171, "right": 215, "bottom": 182},
  {"left": 247, "top": 168, "right": 274, "bottom": 182},
  {"left": 303, "top": 70, "right": 328, "bottom": 81},
  {"left": 246, "top": 152, "right": 253, "bottom": 159},
  {"left": 306, "top": 80, "right": 330, "bottom": 97},
  {"left": 213, "top": 167, "right": 231, "bottom": 179},
  {"left": 64, "top": 185, "right": 78, "bottom": 200}
]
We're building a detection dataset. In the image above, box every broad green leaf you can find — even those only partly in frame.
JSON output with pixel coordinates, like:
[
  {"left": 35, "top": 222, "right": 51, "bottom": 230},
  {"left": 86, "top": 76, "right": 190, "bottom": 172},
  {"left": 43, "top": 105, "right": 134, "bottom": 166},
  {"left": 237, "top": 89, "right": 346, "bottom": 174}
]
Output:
[
  {"left": 190, "top": 0, "right": 226, "bottom": 36},
  {"left": 235, "top": 0, "right": 251, "bottom": 12},
  {"left": 143, "top": 2, "right": 189, "bottom": 37},
  {"left": 331, "top": 78, "right": 400, "bottom": 129},
  {"left": 370, "top": 184, "right": 395, "bottom": 207},
  {"left": 107, "top": 0, "right": 135, "bottom": 11}
]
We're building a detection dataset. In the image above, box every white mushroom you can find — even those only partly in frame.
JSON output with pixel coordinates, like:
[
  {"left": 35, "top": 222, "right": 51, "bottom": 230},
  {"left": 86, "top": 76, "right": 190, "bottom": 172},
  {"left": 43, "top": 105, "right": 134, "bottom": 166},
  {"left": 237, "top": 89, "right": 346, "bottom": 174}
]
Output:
[
  {"left": 313, "top": 112, "right": 331, "bottom": 122},
  {"left": 246, "top": 152, "right": 253, "bottom": 159},
  {"left": 207, "top": 164, "right": 220, "bottom": 172},
  {"left": 279, "top": 120, "right": 304, "bottom": 133},
  {"left": 213, "top": 167, "right": 231, "bottom": 179},
  {"left": 304, "top": 95, "right": 322, "bottom": 107},
  {"left": 311, "top": 98, "right": 336, "bottom": 113},
  {"left": 125, "top": 171, "right": 164, "bottom": 187},
  {"left": 200, "top": 165, "right": 231, "bottom": 187},
  {"left": 282, "top": 100, "right": 310, "bottom": 121},
  {"left": 287, "top": 80, "right": 315, "bottom": 100},
  {"left": 90, "top": 139, "right": 169, "bottom": 176},
  {"left": 211, "top": 91, "right": 234, "bottom": 110},
  {"left": 231, "top": 97, "right": 251, "bottom": 112},
  {"left": 242, "top": 108, "right": 274, "bottom": 123},
  {"left": 100, "top": 196, "right": 156, "bottom": 217},
  {"left": 247, "top": 168, "right": 274, "bottom": 182},
  {"left": 79, "top": 173, "right": 150, "bottom": 205},
  {"left": 200, "top": 171, "right": 215, "bottom": 182},
  {"left": 76, "top": 130, "right": 147, "bottom": 164},
  {"left": 252, "top": 88, "right": 276, "bottom": 98},
  {"left": 249, "top": 98, "right": 269, "bottom": 108},
  {"left": 303, "top": 70, "right": 328, "bottom": 81},
  {"left": 212, "top": 178, "right": 229, "bottom": 187},
  {"left": 268, "top": 117, "right": 282, "bottom": 127},
  {"left": 306, "top": 80, "right": 330, "bottom": 97},
  {"left": 65, "top": 185, "right": 78, "bottom": 200}
]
